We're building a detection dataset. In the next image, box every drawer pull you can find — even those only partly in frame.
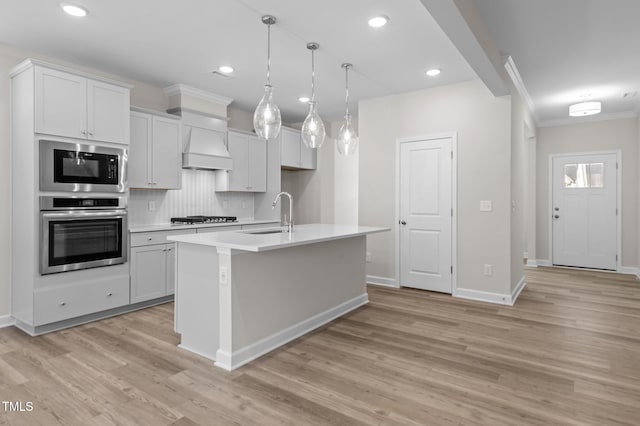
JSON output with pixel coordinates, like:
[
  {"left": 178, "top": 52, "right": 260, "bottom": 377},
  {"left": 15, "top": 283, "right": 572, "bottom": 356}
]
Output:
[
  {"left": 107, "top": 292, "right": 113, "bottom": 297},
  {"left": 147, "top": 237, "right": 153, "bottom": 241},
  {"left": 60, "top": 302, "right": 66, "bottom": 306}
]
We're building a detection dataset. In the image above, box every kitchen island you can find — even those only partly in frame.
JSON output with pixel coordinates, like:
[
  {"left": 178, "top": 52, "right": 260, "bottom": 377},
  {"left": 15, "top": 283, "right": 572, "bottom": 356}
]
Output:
[{"left": 168, "top": 223, "right": 388, "bottom": 371}]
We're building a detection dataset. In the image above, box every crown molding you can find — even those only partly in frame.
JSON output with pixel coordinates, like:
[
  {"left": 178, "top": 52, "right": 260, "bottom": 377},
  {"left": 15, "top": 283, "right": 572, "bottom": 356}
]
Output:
[
  {"left": 503, "top": 55, "right": 537, "bottom": 123},
  {"left": 537, "top": 111, "right": 638, "bottom": 128},
  {"left": 163, "top": 83, "right": 233, "bottom": 106}
]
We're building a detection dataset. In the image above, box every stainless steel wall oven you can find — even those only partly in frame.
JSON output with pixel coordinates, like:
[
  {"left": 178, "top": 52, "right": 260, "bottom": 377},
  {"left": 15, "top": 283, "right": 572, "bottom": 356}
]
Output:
[
  {"left": 39, "top": 140, "right": 127, "bottom": 192},
  {"left": 40, "top": 196, "right": 128, "bottom": 275}
]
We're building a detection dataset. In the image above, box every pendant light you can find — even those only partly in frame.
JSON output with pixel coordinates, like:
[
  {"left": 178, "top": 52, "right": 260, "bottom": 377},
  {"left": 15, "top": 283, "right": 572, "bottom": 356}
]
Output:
[
  {"left": 336, "top": 63, "right": 358, "bottom": 156},
  {"left": 253, "top": 15, "right": 282, "bottom": 140},
  {"left": 301, "top": 42, "right": 326, "bottom": 149}
]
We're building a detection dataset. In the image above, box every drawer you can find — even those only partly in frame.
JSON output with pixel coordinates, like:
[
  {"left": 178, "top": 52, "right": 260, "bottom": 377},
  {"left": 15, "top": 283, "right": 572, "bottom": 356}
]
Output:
[
  {"left": 241, "top": 222, "right": 280, "bottom": 231},
  {"left": 196, "top": 225, "right": 241, "bottom": 234},
  {"left": 34, "top": 274, "right": 130, "bottom": 326},
  {"left": 130, "top": 229, "right": 196, "bottom": 247}
]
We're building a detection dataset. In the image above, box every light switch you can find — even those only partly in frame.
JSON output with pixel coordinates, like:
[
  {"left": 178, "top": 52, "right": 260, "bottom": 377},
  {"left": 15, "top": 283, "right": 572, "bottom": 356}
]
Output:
[
  {"left": 480, "top": 200, "right": 492, "bottom": 212},
  {"left": 219, "top": 266, "right": 228, "bottom": 285}
]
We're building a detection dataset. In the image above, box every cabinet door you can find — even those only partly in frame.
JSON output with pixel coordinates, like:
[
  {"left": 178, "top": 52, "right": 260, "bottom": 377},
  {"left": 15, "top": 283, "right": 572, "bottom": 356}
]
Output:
[
  {"left": 87, "top": 80, "right": 130, "bottom": 144},
  {"left": 166, "top": 244, "right": 176, "bottom": 295},
  {"left": 227, "top": 131, "right": 249, "bottom": 191},
  {"left": 151, "top": 116, "right": 181, "bottom": 189},
  {"left": 130, "top": 245, "right": 167, "bottom": 303},
  {"left": 129, "top": 111, "right": 152, "bottom": 188},
  {"left": 35, "top": 66, "right": 87, "bottom": 139},
  {"left": 300, "top": 140, "right": 317, "bottom": 170},
  {"left": 280, "top": 128, "right": 301, "bottom": 168},
  {"left": 248, "top": 135, "right": 267, "bottom": 192}
]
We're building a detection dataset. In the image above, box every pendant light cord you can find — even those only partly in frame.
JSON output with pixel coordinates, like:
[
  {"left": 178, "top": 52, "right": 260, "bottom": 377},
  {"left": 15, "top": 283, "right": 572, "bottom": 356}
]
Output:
[
  {"left": 311, "top": 48, "right": 316, "bottom": 101},
  {"left": 266, "top": 22, "right": 271, "bottom": 86},
  {"left": 344, "top": 65, "right": 350, "bottom": 115}
]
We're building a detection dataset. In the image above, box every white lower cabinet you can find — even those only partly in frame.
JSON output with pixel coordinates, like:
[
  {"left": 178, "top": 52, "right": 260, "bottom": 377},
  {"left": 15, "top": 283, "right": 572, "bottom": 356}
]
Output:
[
  {"left": 130, "top": 229, "right": 196, "bottom": 303},
  {"left": 34, "top": 275, "right": 129, "bottom": 326}
]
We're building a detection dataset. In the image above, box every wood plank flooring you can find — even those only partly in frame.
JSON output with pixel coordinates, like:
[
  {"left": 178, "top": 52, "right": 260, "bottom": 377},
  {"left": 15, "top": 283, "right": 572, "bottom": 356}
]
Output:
[{"left": 1, "top": 267, "right": 639, "bottom": 425}]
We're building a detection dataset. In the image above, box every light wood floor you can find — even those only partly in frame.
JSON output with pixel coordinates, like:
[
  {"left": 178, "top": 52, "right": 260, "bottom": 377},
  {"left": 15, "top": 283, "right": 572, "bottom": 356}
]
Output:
[{"left": 1, "top": 267, "right": 639, "bottom": 425}]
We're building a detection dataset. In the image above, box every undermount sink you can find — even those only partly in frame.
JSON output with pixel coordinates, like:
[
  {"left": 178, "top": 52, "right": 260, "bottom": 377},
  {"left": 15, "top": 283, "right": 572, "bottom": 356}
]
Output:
[{"left": 246, "top": 229, "right": 284, "bottom": 235}]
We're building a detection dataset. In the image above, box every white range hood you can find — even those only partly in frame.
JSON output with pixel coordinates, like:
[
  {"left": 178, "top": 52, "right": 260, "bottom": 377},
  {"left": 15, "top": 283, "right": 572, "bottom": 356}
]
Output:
[{"left": 169, "top": 108, "right": 233, "bottom": 170}]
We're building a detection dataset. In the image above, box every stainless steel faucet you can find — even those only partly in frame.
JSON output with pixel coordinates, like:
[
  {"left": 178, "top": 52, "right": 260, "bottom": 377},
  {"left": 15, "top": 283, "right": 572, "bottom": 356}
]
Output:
[{"left": 272, "top": 191, "right": 294, "bottom": 233}]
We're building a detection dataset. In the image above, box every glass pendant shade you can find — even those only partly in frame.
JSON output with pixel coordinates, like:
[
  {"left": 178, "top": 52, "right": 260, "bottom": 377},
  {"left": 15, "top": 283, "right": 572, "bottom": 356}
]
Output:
[
  {"left": 336, "top": 62, "right": 357, "bottom": 155},
  {"left": 253, "top": 15, "right": 282, "bottom": 139},
  {"left": 253, "top": 84, "right": 281, "bottom": 139},
  {"left": 336, "top": 113, "right": 358, "bottom": 155},
  {"left": 301, "top": 101, "right": 326, "bottom": 148},
  {"left": 301, "top": 42, "right": 325, "bottom": 148}
]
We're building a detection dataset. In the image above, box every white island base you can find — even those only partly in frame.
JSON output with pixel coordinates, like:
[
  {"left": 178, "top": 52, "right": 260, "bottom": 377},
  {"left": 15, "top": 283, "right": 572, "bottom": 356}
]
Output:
[{"left": 169, "top": 224, "right": 387, "bottom": 371}]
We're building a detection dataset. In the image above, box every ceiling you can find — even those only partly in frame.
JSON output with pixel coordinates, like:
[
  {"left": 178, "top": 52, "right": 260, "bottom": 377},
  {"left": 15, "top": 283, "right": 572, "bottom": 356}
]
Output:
[
  {"left": 474, "top": 0, "right": 640, "bottom": 125},
  {"left": 2, "top": 1, "right": 638, "bottom": 126},
  {"left": 0, "top": 0, "right": 477, "bottom": 123}
]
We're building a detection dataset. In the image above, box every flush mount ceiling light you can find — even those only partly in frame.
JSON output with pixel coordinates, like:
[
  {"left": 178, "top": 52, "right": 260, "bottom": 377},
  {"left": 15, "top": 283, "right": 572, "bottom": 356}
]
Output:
[
  {"left": 218, "top": 65, "right": 234, "bottom": 74},
  {"left": 426, "top": 68, "right": 441, "bottom": 77},
  {"left": 569, "top": 100, "right": 601, "bottom": 117},
  {"left": 301, "top": 42, "right": 326, "bottom": 149},
  {"left": 298, "top": 96, "right": 310, "bottom": 103},
  {"left": 336, "top": 63, "right": 358, "bottom": 156},
  {"left": 368, "top": 15, "right": 389, "bottom": 28},
  {"left": 60, "top": 3, "right": 88, "bottom": 17},
  {"left": 253, "top": 15, "right": 282, "bottom": 140}
]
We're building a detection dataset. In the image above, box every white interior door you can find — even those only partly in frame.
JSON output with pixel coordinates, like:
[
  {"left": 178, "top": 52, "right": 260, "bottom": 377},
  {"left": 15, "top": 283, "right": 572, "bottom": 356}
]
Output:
[
  {"left": 552, "top": 153, "right": 617, "bottom": 270},
  {"left": 399, "top": 137, "right": 452, "bottom": 293}
]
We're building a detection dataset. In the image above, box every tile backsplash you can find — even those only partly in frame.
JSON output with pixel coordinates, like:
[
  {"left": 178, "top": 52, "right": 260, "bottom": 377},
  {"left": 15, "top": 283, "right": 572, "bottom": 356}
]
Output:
[{"left": 129, "top": 169, "right": 254, "bottom": 225}]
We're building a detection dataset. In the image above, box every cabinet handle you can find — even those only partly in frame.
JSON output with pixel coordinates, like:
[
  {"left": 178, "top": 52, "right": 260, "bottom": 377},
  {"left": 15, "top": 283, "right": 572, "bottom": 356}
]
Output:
[
  {"left": 88, "top": 132, "right": 94, "bottom": 137},
  {"left": 147, "top": 237, "right": 153, "bottom": 241},
  {"left": 81, "top": 130, "right": 87, "bottom": 136},
  {"left": 107, "top": 292, "right": 113, "bottom": 297},
  {"left": 167, "top": 248, "right": 173, "bottom": 252},
  {"left": 60, "top": 302, "right": 66, "bottom": 306}
]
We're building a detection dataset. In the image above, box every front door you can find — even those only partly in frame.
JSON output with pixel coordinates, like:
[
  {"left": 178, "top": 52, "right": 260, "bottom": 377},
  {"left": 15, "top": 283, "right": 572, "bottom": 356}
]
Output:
[
  {"left": 399, "top": 137, "right": 453, "bottom": 293},
  {"left": 552, "top": 153, "right": 617, "bottom": 270}
]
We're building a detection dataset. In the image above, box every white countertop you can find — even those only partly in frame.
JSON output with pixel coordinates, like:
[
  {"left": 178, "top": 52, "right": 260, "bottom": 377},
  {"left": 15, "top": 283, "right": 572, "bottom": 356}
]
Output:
[
  {"left": 129, "top": 219, "right": 280, "bottom": 233},
  {"left": 167, "top": 223, "right": 389, "bottom": 252}
]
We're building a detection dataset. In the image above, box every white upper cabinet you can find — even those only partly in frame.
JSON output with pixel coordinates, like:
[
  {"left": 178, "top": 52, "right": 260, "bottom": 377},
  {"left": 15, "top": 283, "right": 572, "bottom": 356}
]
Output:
[
  {"left": 34, "top": 65, "right": 130, "bottom": 144},
  {"left": 129, "top": 109, "right": 181, "bottom": 189},
  {"left": 216, "top": 129, "right": 266, "bottom": 192},
  {"left": 280, "top": 127, "right": 316, "bottom": 170}
]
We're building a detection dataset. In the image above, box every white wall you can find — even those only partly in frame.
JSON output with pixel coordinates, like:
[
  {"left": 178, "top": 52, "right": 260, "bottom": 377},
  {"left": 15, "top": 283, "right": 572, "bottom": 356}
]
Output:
[
  {"left": 359, "top": 79, "right": 512, "bottom": 294},
  {"left": 536, "top": 117, "right": 638, "bottom": 267}
]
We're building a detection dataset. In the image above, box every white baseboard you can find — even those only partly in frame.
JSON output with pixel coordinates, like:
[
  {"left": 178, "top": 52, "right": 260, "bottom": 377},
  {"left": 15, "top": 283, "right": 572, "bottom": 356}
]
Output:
[
  {"left": 215, "top": 293, "right": 369, "bottom": 371},
  {"left": 366, "top": 275, "right": 398, "bottom": 288},
  {"left": 454, "top": 288, "right": 511, "bottom": 305},
  {"left": 536, "top": 259, "right": 552, "bottom": 267},
  {"left": 618, "top": 266, "right": 639, "bottom": 277},
  {"left": 511, "top": 277, "right": 527, "bottom": 305},
  {"left": 0, "top": 315, "right": 15, "bottom": 328},
  {"left": 526, "top": 259, "right": 538, "bottom": 267}
]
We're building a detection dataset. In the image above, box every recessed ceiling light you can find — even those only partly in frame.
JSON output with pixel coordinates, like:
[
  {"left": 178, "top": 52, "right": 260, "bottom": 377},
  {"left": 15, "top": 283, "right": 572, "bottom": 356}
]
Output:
[
  {"left": 218, "top": 65, "right": 234, "bottom": 74},
  {"left": 569, "top": 101, "right": 601, "bottom": 117},
  {"left": 298, "top": 96, "right": 310, "bottom": 103},
  {"left": 426, "top": 68, "right": 441, "bottom": 77},
  {"left": 368, "top": 16, "right": 388, "bottom": 28},
  {"left": 60, "top": 3, "right": 88, "bottom": 17}
]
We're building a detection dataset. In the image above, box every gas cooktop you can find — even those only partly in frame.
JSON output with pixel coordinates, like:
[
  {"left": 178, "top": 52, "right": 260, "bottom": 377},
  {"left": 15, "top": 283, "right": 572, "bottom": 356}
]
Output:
[{"left": 170, "top": 215, "right": 237, "bottom": 225}]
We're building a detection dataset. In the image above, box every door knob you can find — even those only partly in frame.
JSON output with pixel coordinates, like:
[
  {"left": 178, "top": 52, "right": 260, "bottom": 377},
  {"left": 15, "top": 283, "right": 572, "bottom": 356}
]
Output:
[
  {"left": 399, "top": 220, "right": 407, "bottom": 225},
  {"left": 554, "top": 215, "right": 560, "bottom": 219}
]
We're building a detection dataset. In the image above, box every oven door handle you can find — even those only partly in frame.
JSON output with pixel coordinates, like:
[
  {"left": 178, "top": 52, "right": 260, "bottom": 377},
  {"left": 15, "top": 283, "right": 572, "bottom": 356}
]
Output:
[{"left": 41, "top": 210, "right": 128, "bottom": 220}]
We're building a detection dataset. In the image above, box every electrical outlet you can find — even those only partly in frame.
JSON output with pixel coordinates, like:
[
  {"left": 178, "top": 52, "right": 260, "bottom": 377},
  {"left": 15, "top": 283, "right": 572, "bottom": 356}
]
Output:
[
  {"left": 483, "top": 264, "right": 493, "bottom": 276},
  {"left": 148, "top": 200, "right": 156, "bottom": 211},
  {"left": 366, "top": 252, "right": 372, "bottom": 262},
  {"left": 480, "top": 200, "right": 492, "bottom": 212},
  {"left": 241, "top": 201, "right": 247, "bottom": 209},
  {"left": 219, "top": 266, "right": 228, "bottom": 285}
]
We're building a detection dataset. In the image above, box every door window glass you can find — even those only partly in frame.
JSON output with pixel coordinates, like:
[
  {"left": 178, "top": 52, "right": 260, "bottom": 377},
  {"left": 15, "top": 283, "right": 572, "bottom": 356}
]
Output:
[{"left": 564, "top": 163, "right": 604, "bottom": 188}]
